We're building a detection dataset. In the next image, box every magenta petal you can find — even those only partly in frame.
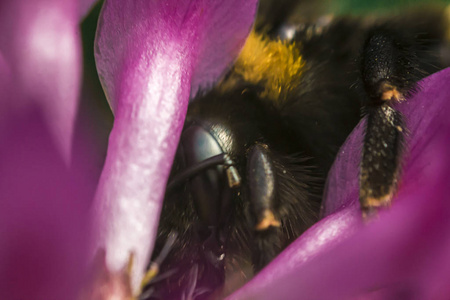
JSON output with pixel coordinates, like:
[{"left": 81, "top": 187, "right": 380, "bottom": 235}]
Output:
[
  {"left": 189, "top": 1, "right": 260, "bottom": 96},
  {"left": 0, "top": 52, "right": 11, "bottom": 102},
  {"left": 230, "top": 68, "right": 450, "bottom": 300},
  {"left": 92, "top": 0, "right": 258, "bottom": 291},
  {"left": 0, "top": 110, "right": 93, "bottom": 300},
  {"left": 0, "top": 0, "right": 88, "bottom": 160},
  {"left": 79, "top": 0, "right": 98, "bottom": 17}
]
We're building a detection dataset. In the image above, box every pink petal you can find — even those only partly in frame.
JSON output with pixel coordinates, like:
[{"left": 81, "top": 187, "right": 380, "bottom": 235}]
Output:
[
  {"left": 79, "top": 0, "right": 99, "bottom": 17},
  {"left": 229, "top": 68, "right": 450, "bottom": 299},
  {"left": 0, "top": 0, "right": 92, "bottom": 161},
  {"left": 0, "top": 109, "right": 94, "bottom": 300},
  {"left": 92, "top": 0, "right": 258, "bottom": 291}
]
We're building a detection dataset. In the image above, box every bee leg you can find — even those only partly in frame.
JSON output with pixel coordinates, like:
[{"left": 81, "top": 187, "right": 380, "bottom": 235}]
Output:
[
  {"left": 360, "top": 105, "right": 404, "bottom": 218},
  {"left": 140, "top": 231, "right": 178, "bottom": 291},
  {"left": 359, "top": 28, "right": 420, "bottom": 218},
  {"left": 247, "top": 144, "right": 282, "bottom": 270}
]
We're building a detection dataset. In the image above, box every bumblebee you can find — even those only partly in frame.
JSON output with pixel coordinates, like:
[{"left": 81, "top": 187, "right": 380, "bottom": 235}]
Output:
[{"left": 142, "top": 2, "right": 450, "bottom": 299}]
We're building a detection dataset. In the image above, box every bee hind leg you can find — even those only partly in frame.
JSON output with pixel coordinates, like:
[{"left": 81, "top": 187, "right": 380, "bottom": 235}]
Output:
[{"left": 359, "top": 28, "right": 421, "bottom": 218}]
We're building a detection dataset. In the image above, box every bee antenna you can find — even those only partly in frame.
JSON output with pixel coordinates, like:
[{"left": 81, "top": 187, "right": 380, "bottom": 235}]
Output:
[{"left": 166, "top": 154, "right": 241, "bottom": 192}]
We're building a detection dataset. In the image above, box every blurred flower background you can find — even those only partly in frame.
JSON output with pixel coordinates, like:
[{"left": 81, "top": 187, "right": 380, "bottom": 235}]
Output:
[{"left": 1, "top": 0, "right": 450, "bottom": 299}]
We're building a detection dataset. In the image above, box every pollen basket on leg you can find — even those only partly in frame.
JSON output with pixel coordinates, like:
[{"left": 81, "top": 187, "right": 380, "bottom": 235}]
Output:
[{"left": 360, "top": 105, "right": 405, "bottom": 215}]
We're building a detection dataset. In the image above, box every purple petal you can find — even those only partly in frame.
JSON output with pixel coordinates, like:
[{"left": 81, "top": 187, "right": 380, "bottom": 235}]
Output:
[
  {"left": 0, "top": 0, "right": 90, "bottom": 160},
  {"left": 79, "top": 0, "right": 98, "bottom": 17},
  {"left": 229, "top": 68, "right": 450, "bottom": 299},
  {"left": 189, "top": 1, "right": 261, "bottom": 96},
  {"left": 92, "top": 0, "right": 258, "bottom": 291},
  {"left": 0, "top": 109, "right": 94, "bottom": 300}
]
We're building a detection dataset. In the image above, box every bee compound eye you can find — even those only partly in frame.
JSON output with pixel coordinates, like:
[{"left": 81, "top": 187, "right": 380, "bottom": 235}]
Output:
[{"left": 177, "top": 125, "right": 230, "bottom": 228}]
